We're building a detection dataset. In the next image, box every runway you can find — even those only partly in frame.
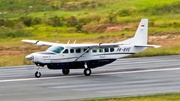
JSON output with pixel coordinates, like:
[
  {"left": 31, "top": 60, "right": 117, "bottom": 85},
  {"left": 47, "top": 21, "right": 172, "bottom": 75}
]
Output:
[{"left": 1, "top": 55, "right": 180, "bottom": 101}]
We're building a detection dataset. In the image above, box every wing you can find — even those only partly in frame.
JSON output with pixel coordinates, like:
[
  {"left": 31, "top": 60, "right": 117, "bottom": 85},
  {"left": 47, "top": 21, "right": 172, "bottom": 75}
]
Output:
[
  {"left": 70, "top": 43, "right": 122, "bottom": 49},
  {"left": 22, "top": 40, "right": 60, "bottom": 46},
  {"left": 22, "top": 39, "right": 123, "bottom": 48}
]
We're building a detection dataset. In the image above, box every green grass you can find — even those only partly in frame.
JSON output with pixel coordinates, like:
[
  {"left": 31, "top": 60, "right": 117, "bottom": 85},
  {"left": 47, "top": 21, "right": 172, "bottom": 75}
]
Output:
[
  {"left": 0, "top": 54, "right": 34, "bottom": 67},
  {"left": 128, "top": 45, "right": 180, "bottom": 58},
  {"left": 0, "top": 0, "right": 180, "bottom": 36},
  {"left": 1, "top": 0, "right": 180, "bottom": 67},
  {"left": 82, "top": 93, "right": 180, "bottom": 101}
]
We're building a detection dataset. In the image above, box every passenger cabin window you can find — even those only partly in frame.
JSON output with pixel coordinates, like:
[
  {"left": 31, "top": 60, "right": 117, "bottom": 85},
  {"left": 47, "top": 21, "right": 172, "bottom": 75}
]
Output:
[
  {"left": 76, "top": 48, "right": 81, "bottom": 53},
  {"left": 84, "top": 49, "right": 89, "bottom": 53},
  {"left": 70, "top": 49, "right": 74, "bottom": 53},
  {"left": 92, "top": 49, "right": 97, "bottom": 53},
  {"left": 99, "top": 49, "right": 103, "bottom": 52},
  {"left": 105, "top": 48, "right": 109, "bottom": 52},
  {"left": 63, "top": 49, "right": 69, "bottom": 54},
  {"left": 46, "top": 46, "right": 64, "bottom": 53},
  {"left": 110, "top": 48, "right": 114, "bottom": 52}
]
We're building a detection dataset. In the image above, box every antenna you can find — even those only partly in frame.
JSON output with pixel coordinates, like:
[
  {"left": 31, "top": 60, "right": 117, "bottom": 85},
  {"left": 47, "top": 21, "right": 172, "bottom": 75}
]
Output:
[
  {"left": 111, "top": 40, "right": 114, "bottom": 43},
  {"left": 67, "top": 40, "right": 70, "bottom": 44},
  {"left": 73, "top": 40, "right": 76, "bottom": 44}
]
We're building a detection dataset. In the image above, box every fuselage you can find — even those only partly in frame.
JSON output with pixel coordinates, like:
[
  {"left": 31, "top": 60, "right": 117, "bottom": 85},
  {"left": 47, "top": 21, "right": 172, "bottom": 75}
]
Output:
[{"left": 26, "top": 45, "right": 147, "bottom": 69}]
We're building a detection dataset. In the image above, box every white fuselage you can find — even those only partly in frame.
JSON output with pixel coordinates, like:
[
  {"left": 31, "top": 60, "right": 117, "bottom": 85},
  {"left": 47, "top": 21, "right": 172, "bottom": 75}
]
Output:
[{"left": 28, "top": 45, "right": 147, "bottom": 64}]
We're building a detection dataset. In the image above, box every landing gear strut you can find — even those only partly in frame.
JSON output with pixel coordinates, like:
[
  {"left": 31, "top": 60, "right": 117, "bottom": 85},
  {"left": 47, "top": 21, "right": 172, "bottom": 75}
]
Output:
[
  {"left": 62, "top": 68, "right": 70, "bottom": 75},
  {"left": 84, "top": 63, "right": 91, "bottom": 76},
  {"left": 35, "top": 64, "right": 43, "bottom": 78}
]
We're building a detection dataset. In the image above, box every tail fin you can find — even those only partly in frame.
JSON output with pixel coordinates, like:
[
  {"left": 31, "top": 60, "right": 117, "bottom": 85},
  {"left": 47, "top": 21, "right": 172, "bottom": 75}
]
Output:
[
  {"left": 119, "top": 19, "right": 161, "bottom": 48},
  {"left": 133, "top": 19, "right": 148, "bottom": 45}
]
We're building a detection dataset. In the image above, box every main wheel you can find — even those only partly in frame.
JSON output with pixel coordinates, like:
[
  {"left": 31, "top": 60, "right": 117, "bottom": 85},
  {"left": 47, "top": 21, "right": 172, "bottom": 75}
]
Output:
[
  {"left": 62, "top": 68, "right": 70, "bottom": 75},
  {"left": 35, "top": 71, "right": 41, "bottom": 78},
  {"left": 84, "top": 68, "right": 91, "bottom": 76}
]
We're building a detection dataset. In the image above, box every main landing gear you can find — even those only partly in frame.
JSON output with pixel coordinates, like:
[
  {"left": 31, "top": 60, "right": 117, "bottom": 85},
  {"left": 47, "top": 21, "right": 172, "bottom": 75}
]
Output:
[
  {"left": 62, "top": 68, "right": 70, "bottom": 75},
  {"left": 84, "top": 68, "right": 91, "bottom": 76},
  {"left": 84, "top": 63, "right": 91, "bottom": 76},
  {"left": 61, "top": 68, "right": 91, "bottom": 76},
  {"left": 61, "top": 63, "right": 92, "bottom": 76}
]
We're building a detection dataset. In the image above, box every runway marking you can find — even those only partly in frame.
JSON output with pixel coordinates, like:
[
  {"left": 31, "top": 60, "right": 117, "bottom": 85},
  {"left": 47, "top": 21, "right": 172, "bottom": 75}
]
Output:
[{"left": 0, "top": 67, "right": 180, "bottom": 83}]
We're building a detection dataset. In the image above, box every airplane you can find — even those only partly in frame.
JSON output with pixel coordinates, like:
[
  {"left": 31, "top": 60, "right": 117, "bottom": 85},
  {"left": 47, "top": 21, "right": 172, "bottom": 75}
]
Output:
[{"left": 22, "top": 19, "right": 161, "bottom": 78}]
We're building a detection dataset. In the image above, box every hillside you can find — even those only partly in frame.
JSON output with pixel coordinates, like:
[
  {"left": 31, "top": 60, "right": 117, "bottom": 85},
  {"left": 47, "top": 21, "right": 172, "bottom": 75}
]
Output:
[{"left": 0, "top": 0, "right": 180, "bottom": 66}]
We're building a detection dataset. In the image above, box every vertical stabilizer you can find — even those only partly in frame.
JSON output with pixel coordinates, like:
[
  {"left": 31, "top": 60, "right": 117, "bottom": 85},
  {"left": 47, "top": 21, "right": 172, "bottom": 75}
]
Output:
[{"left": 133, "top": 19, "right": 148, "bottom": 45}]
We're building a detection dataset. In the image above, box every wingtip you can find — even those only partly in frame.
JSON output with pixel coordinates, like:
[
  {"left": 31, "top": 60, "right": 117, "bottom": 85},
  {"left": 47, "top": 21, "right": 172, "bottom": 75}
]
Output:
[
  {"left": 21, "top": 39, "right": 38, "bottom": 44},
  {"left": 154, "top": 45, "right": 161, "bottom": 48},
  {"left": 21, "top": 39, "right": 25, "bottom": 42}
]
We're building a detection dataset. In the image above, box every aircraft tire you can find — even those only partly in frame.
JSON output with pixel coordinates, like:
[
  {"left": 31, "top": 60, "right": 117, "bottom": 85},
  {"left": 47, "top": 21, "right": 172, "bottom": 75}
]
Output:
[
  {"left": 35, "top": 71, "right": 41, "bottom": 78},
  {"left": 62, "top": 68, "right": 70, "bottom": 75},
  {"left": 84, "top": 68, "right": 91, "bottom": 76}
]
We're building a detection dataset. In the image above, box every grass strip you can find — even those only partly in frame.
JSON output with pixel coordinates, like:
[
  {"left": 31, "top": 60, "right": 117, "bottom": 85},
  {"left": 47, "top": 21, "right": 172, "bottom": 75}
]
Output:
[{"left": 82, "top": 93, "right": 180, "bottom": 101}]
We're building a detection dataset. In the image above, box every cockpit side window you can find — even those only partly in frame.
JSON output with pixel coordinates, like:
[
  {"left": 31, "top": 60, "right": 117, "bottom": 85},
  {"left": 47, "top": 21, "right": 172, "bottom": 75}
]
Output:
[
  {"left": 46, "top": 46, "right": 64, "bottom": 53},
  {"left": 63, "top": 49, "right": 69, "bottom": 54}
]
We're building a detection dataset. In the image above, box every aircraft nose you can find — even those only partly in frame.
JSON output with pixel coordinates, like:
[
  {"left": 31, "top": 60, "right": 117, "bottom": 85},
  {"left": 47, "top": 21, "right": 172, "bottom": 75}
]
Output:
[{"left": 25, "top": 54, "right": 34, "bottom": 60}]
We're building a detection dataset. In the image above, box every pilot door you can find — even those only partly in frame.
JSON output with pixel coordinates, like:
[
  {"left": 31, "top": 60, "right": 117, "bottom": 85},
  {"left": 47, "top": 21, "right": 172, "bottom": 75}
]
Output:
[{"left": 61, "top": 49, "right": 69, "bottom": 62}]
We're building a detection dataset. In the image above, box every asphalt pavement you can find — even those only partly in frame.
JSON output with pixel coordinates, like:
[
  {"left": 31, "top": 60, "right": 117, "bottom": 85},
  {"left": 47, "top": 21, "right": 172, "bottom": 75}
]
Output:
[{"left": 0, "top": 55, "right": 180, "bottom": 101}]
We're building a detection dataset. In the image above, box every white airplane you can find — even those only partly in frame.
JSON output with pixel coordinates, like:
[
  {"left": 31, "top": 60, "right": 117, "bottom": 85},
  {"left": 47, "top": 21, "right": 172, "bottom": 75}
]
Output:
[{"left": 22, "top": 19, "right": 160, "bottom": 78}]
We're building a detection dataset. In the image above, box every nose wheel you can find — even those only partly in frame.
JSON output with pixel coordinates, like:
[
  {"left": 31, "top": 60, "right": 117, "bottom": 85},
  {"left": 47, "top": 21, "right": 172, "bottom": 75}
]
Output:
[
  {"left": 35, "top": 64, "right": 43, "bottom": 78},
  {"left": 35, "top": 71, "right": 41, "bottom": 78}
]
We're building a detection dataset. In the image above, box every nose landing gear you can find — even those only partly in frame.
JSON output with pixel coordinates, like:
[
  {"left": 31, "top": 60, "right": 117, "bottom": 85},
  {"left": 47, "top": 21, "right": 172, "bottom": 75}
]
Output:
[
  {"left": 35, "top": 71, "right": 41, "bottom": 78},
  {"left": 35, "top": 64, "right": 44, "bottom": 78}
]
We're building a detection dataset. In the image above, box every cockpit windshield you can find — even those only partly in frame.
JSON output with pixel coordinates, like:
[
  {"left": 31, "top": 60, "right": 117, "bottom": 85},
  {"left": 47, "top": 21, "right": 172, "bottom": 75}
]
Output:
[{"left": 46, "top": 46, "right": 64, "bottom": 53}]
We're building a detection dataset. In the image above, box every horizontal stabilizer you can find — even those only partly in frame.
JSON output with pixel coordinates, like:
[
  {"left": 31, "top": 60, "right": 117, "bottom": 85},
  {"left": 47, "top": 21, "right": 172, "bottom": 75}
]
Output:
[{"left": 134, "top": 45, "right": 161, "bottom": 48}]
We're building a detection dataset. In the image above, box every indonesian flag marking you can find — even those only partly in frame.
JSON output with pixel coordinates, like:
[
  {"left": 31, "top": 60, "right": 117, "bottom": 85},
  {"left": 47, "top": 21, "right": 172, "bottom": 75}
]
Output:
[{"left": 141, "top": 25, "right": 144, "bottom": 27}]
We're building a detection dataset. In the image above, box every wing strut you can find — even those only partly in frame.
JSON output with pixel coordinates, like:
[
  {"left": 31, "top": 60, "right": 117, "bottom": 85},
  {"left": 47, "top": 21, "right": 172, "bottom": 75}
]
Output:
[
  {"left": 75, "top": 47, "right": 91, "bottom": 61},
  {"left": 67, "top": 40, "right": 70, "bottom": 44},
  {"left": 73, "top": 40, "right": 76, "bottom": 44}
]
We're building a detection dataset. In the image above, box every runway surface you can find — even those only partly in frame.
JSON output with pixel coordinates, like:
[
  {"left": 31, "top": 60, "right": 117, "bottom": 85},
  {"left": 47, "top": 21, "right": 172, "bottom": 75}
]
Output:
[{"left": 1, "top": 55, "right": 180, "bottom": 101}]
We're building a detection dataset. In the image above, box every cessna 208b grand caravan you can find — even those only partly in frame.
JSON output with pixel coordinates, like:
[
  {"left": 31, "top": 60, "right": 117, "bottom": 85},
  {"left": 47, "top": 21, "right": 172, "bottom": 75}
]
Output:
[{"left": 22, "top": 19, "right": 160, "bottom": 78}]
